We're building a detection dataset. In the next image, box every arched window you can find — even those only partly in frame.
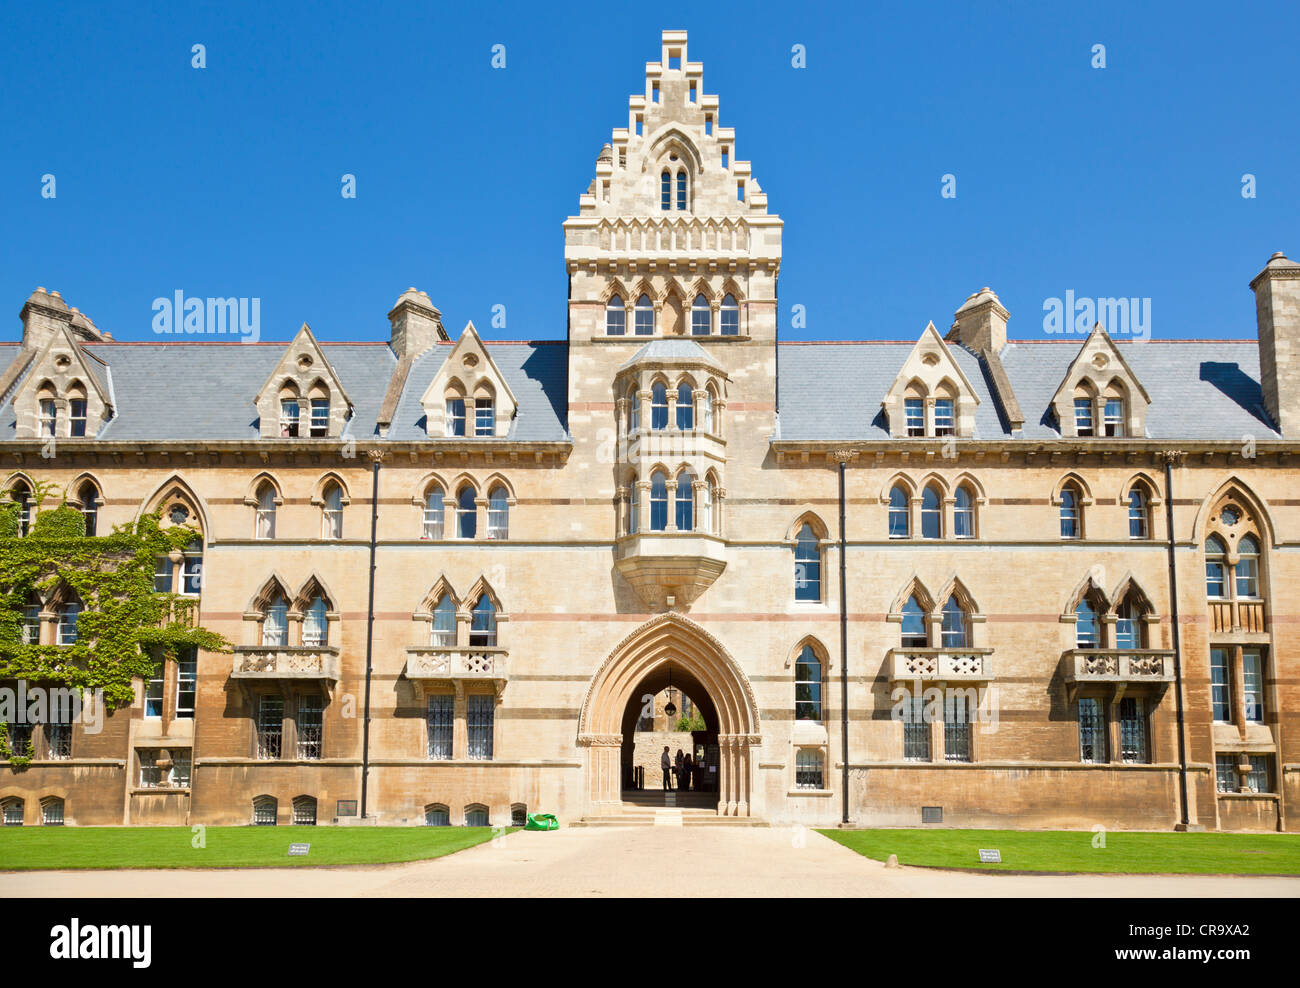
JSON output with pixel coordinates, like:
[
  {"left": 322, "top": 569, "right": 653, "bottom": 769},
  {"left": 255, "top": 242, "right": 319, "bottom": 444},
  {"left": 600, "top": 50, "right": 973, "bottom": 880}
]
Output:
[
  {"left": 425, "top": 804, "right": 450, "bottom": 826},
  {"left": 1073, "top": 386, "right": 1095, "bottom": 436},
  {"left": 292, "top": 795, "right": 317, "bottom": 825},
  {"left": 940, "top": 596, "right": 968, "bottom": 648},
  {"left": 1114, "top": 598, "right": 1141, "bottom": 649},
  {"left": 676, "top": 170, "right": 687, "bottom": 210},
  {"left": 423, "top": 484, "right": 445, "bottom": 539},
  {"left": 649, "top": 470, "right": 669, "bottom": 531},
  {"left": 720, "top": 294, "right": 739, "bottom": 335},
  {"left": 308, "top": 387, "right": 330, "bottom": 438},
  {"left": 41, "top": 796, "right": 64, "bottom": 826},
  {"left": 1128, "top": 486, "right": 1150, "bottom": 539},
  {"left": 888, "top": 485, "right": 910, "bottom": 538},
  {"left": 904, "top": 387, "right": 925, "bottom": 436},
  {"left": 794, "top": 523, "right": 821, "bottom": 601},
  {"left": 900, "top": 596, "right": 928, "bottom": 647},
  {"left": 1236, "top": 534, "right": 1261, "bottom": 598},
  {"left": 794, "top": 645, "right": 822, "bottom": 721},
  {"left": 1075, "top": 598, "right": 1099, "bottom": 647},
  {"left": 920, "top": 486, "right": 942, "bottom": 539},
  {"left": 465, "top": 804, "right": 490, "bottom": 827},
  {"left": 626, "top": 385, "right": 640, "bottom": 434},
  {"left": 650, "top": 382, "right": 668, "bottom": 430},
  {"left": 1205, "top": 534, "right": 1228, "bottom": 598},
  {"left": 953, "top": 485, "right": 974, "bottom": 539},
  {"left": 661, "top": 170, "right": 672, "bottom": 211},
  {"left": 634, "top": 294, "right": 654, "bottom": 336},
  {"left": 674, "top": 471, "right": 694, "bottom": 531},
  {"left": 456, "top": 485, "right": 477, "bottom": 539},
  {"left": 321, "top": 482, "right": 343, "bottom": 539},
  {"left": 1102, "top": 385, "right": 1125, "bottom": 437},
  {"left": 78, "top": 482, "right": 99, "bottom": 536},
  {"left": 10, "top": 480, "right": 32, "bottom": 537},
  {"left": 254, "top": 482, "right": 276, "bottom": 539},
  {"left": 487, "top": 485, "right": 509, "bottom": 540},
  {"left": 699, "top": 476, "right": 713, "bottom": 535},
  {"left": 253, "top": 795, "right": 277, "bottom": 826},
  {"left": 21, "top": 591, "right": 41, "bottom": 644},
  {"left": 445, "top": 389, "right": 467, "bottom": 437},
  {"left": 182, "top": 540, "right": 201, "bottom": 595},
  {"left": 1059, "top": 484, "right": 1081, "bottom": 539},
  {"left": 628, "top": 476, "right": 640, "bottom": 535},
  {"left": 431, "top": 594, "right": 456, "bottom": 646},
  {"left": 57, "top": 600, "right": 81, "bottom": 646},
  {"left": 302, "top": 595, "right": 329, "bottom": 647},
  {"left": 511, "top": 804, "right": 528, "bottom": 827},
  {"left": 2, "top": 797, "right": 24, "bottom": 826},
  {"left": 606, "top": 295, "right": 626, "bottom": 336},
  {"left": 469, "top": 594, "right": 497, "bottom": 647},
  {"left": 701, "top": 386, "right": 714, "bottom": 433},
  {"left": 474, "top": 391, "right": 495, "bottom": 437},
  {"left": 676, "top": 382, "right": 694, "bottom": 430},
  {"left": 691, "top": 294, "right": 711, "bottom": 335},
  {"left": 262, "top": 592, "right": 289, "bottom": 647},
  {"left": 278, "top": 384, "right": 300, "bottom": 437},
  {"left": 933, "top": 395, "right": 955, "bottom": 437},
  {"left": 38, "top": 387, "right": 58, "bottom": 437}
]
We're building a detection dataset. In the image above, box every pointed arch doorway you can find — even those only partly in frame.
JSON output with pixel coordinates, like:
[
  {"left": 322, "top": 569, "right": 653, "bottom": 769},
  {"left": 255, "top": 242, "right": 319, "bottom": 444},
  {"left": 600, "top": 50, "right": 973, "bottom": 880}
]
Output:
[{"left": 577, "top": 613, "right": 761, "bottom": 817}]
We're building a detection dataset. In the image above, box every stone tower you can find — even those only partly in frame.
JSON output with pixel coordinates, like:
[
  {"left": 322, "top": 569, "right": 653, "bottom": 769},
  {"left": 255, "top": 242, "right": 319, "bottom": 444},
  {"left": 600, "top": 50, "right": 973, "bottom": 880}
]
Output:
[{"left": 562, "top": 31, "right": 784, "bottom": 572}]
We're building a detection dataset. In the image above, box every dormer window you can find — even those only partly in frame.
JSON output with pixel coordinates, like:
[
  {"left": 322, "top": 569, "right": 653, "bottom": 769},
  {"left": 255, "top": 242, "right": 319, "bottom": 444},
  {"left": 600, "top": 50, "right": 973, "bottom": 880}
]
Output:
[
  {"left": 446, "top": 397, "right": 467, "bottom": 437},
  {"left": 933, "top": 398, "right": 955, "bottom": 437},
  {"left": 280, "top": 398, "right": 300, "bottom": 437},
  {"left": 1103, "top": 395, "right": 1125, "bottom": 437},
  {"left": 475, "top": 396, "right": 495, "bottom": 437},
  {"left": 1073, "top": 396, "right": 1094, "bottom": 436},
  {"left": 39, "top": 398, "right": 57, "bottom": 437},
  {"left": 69, "top": 398, "right": 87, "bottom": 437},
  {"left": 904, "top": 398, "right": 924, "bottom": 437},
  {"left": 309, "top": 397, "right": 329, "bottom": 437}
]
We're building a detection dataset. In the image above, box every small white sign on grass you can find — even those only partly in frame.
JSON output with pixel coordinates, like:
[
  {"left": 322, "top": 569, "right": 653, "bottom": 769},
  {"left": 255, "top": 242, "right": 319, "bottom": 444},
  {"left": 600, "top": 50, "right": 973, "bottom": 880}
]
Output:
[
  {"left": 288, "top": 843, "right": 311, "bottom": 856},
  {"left": 978, "top": 848, "right": 1001, "bottom": 864}
]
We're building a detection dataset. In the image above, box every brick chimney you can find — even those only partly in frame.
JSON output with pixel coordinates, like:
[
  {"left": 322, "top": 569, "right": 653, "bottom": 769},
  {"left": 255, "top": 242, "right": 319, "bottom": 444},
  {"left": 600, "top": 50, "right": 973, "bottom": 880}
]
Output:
[
  {"left": 1251, "top": 251, "right": 1300, "bottom": 435},
  {"left": 387, "top": 288, "right": 447, "bottom": 359},
  {"left": 946, "top": 287, "right": 1009, "bottom": 353}
]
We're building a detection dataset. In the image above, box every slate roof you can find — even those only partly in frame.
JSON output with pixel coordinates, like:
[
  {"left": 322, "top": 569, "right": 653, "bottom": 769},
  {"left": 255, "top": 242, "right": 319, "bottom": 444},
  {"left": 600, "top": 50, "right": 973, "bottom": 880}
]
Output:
[
  {"left": 774, "top": 339, "right": 1276, "bottom": 441},
  {"left": 0, "top": 335, "right": 1276, "bottom": 443}
]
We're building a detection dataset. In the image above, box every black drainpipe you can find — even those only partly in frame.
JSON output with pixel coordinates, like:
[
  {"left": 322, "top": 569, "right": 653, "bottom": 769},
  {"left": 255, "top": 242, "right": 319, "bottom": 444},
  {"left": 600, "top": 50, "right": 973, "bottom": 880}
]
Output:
[
  {"left": 1163, "top": 452, "right": 1191, "bottom": 828},
  {"left": 360, "top": 451, "right": 381, "bottom": 818},
  {"left": 838, "top": 456, "right": 849, "bottom": 825}
]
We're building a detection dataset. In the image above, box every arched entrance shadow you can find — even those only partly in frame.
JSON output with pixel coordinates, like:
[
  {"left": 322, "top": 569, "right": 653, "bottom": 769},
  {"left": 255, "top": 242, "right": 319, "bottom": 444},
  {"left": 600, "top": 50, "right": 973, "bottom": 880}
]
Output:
[
  {"left": 620, "top": 664, "right": 719, "bottom": 804},
  {"left": 578, "top": 613, "right": 761, "bottom": 817}
]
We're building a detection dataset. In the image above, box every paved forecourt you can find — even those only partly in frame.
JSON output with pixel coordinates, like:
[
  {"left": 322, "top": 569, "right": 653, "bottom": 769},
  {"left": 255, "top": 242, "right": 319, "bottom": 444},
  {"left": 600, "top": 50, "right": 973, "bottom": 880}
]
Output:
[{"left": 4, "top": 828, "right": 1298, "bottom": 898}]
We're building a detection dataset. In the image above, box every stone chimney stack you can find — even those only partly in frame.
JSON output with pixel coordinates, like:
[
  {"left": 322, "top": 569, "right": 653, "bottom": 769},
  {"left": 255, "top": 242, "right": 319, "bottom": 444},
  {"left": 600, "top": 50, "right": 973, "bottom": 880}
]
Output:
[
  {"left": 387, "top": 288, "right": 447, "bottom": 359},
  {"left": 947, "top": 287, "right": 1009, "bottom": 353},
  {"left": 19, "top": 287, "right": 74, "bottom": 350},
  {"left": 1251, "top": 251, "right": 1300, "bottom": 436}
]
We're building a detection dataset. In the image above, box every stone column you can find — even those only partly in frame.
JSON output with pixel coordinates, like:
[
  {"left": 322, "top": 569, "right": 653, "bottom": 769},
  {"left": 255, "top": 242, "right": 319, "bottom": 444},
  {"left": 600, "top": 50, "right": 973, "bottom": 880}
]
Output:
[
  {"left": 636, "top": 480, "right": 652, "bottom": 533},
  {"left": 579, "top": 733, "right": 624, "bottom": 815}
]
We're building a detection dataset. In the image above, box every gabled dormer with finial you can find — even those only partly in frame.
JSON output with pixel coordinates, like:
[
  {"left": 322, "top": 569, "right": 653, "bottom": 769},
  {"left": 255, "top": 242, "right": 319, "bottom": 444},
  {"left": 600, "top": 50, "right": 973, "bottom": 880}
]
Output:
[
  {"left": 11, "top": 321, "right": 114, "bottom": 439},
  {"left": 254, "top": 324, "right": 353, "bottom": 439},
  {"left": 419, "top": 322, "right": 517, "bottom": 439},
  {"left": 882, "top": 322, "right": 981, "bottom": 438},
  {"left": 1049, "top": 324, "right": 1150, "bottom": 438}
]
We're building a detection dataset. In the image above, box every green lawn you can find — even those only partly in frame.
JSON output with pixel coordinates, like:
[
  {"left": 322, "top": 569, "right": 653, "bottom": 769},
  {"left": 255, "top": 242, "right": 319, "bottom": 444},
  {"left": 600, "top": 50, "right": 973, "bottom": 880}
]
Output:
[
  {"left": 818, "top": 828, "right": 1300, "bottom": 876},
  {"left": 0, "top": 826, "right": 510, "bottom": 871}
]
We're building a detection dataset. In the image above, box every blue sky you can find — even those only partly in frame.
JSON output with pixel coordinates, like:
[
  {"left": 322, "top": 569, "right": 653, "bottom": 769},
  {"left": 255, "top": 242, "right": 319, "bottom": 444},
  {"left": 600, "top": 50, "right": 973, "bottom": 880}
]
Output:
[{"left": 0, "top": 1, "right": 1296, "bottom": 345}]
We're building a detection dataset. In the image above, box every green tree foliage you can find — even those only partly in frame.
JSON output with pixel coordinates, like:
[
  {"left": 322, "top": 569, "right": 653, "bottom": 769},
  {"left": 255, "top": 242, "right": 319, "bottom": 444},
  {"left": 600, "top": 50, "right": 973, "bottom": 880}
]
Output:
[{"left": 0, "top": 481, "right": 229, "bottom": 720}]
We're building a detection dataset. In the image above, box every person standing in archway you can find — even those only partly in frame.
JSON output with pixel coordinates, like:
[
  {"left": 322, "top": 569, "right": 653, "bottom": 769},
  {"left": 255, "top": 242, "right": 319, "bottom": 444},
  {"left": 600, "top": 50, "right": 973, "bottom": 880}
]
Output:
[
  {"left": 661, "top": 746, "right": 672, "bottom": 790},
  {"left": 675, "top": 748, "right": 684, "bottom": 791}
]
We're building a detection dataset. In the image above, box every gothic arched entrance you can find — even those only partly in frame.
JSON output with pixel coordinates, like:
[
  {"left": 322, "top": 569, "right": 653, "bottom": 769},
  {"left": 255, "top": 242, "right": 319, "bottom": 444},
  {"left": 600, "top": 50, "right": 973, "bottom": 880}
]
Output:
[{"left": 577, "top": 613, "right": 761, "bottom": 817}]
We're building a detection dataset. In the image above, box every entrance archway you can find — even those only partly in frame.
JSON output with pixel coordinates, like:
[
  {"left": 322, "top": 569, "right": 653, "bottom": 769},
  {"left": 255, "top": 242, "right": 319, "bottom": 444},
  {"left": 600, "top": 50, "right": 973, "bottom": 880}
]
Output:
[{"left": 578, "top": 613, "right": 761, "bottom": 816}]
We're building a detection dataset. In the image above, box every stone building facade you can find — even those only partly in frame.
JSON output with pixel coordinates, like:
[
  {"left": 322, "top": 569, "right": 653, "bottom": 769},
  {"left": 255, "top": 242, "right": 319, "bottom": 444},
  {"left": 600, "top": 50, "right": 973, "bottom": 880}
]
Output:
[{"left": 0, "top": 31, "right": 1297, "bottom": 832}]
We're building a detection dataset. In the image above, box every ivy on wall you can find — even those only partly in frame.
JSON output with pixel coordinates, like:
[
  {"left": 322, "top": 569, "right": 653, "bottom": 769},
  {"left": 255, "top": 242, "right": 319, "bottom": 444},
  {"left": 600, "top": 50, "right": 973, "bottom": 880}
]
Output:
[{"left": 0, "top": 481, "right": 229, "bottom": 762}]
